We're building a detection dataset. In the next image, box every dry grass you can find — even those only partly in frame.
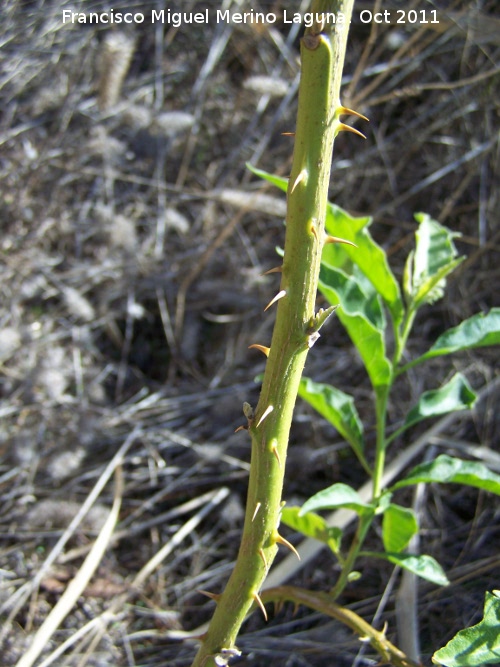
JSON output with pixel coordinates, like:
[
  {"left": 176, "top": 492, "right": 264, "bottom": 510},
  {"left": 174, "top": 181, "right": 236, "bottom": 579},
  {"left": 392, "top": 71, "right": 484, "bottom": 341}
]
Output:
[{"left": 1, "top": 0, "right": 499, "bottom": 665}]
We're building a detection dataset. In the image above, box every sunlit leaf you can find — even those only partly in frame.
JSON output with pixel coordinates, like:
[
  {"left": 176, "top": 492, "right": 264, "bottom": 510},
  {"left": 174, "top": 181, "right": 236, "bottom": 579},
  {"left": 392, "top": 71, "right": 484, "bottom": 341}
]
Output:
[
  {"left": 298, "top": 378, "right": 365, "bottom": 464},
  {"left": 401, "top": 374, "right": 476, "bottom": 432},
  {"left": 281, "top": 506, "right": 341, "bottom": 555},
  {"left": 325, "top": 203, "right": 403, "bottom": 326},
  {"left": 406, "top": 309, "right": 500, "bottom": 371},
  {"left": 319, "top": 264, "right": 392, "bottom": 391},
  {"left": 410, "top": 213, "right": 464, "bottom": 308},
  {"left": 392, "top": 455, "right": 500, "bottom": 496},
  {"left": 433, "top": 591, "right": 500, "bottom": 666},
  {"left": 300, "top": 483, "right": 372, "bottom": 516},
  {"left": 382, "top": 504, "right": 419, "bottom": 553},
  {"left": 365, "top": 551, "right": 449, "bottom": 586}
]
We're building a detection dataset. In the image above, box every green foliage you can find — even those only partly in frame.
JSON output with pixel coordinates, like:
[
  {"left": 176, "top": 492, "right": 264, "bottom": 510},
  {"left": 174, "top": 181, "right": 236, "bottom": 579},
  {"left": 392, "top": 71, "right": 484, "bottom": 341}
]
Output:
[
  {"left": 403, "top": 308, "right": 500, "bottom": 371},
  {"left": 298, "top": 378, "right": 367, "bottom": 471},
  {"left": 364, "top": 551, "right": 449, "bottom": 587},
  {"left": 392, "top": 454, "right": 500, "bottom": 496},
  {"left": 280, "top": 506, "right": 342, "bottom": 557},
  {"left": 433, "top": 592, "right": 500, "bottom": 666},
  {"left": 381, "top": 503, "right": 418, "bottom": 553},
  {"left": 250, "top": 115, "right": 500, "bottom": 667}
]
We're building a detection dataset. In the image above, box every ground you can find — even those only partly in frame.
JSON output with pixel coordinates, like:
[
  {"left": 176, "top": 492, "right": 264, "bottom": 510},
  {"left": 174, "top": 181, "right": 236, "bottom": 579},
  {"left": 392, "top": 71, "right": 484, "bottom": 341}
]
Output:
[{"left": 1, "top": 1, "right": 499, "bottom": 666}]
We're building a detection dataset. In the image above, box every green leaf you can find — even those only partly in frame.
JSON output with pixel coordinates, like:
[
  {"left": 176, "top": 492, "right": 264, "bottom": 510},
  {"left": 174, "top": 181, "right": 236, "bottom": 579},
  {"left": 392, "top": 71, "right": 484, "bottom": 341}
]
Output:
[
  {"left": 382, "top": 504, "right": 419, "bottom": 553},
  {"left": 392, "top": 455, "right": 500, "bottom": 496},
  {"left": 410, "top": 213, "right": 464, "bottom": 308},
  {"left": 298, "top": 378, "right": 366, "bottom": 466},
  {"left": 247, "top": 163, "right": 288, "bottom": 193},
  {"left": 247, "top": 164, "right": 404, "bottom": 327},
  {"left": 325, "top": 203, "right": 404, "bottom": 326},
  {"left": 281, "top": 506, "right": 341, "bottom": 555},
  {"left": 433, "top": 591, "right": 500, "bottom": 666},
  {"left": 408, "top": 309, "right": 500, "bottom": 369},
  {"left": 319, "top": 264, "right": 392, "bottom": 391},
  {"left": 365, "top": 551, "right": 449, "bottom": 586},
  {"left": 300, "top": 483, "right": 372, "bottom": 516},
  {"left": 401, "top": 373, "right": 476, "bottom": 432}
]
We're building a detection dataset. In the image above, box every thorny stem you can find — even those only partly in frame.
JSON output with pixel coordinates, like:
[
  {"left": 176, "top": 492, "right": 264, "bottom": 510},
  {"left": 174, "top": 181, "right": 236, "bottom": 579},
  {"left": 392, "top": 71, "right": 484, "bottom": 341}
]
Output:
[
  {"left": 260, "top": 586, "right": 422, "bottom": 667},
  {"left": 191, "top": 2, "right": 356, "bottom": 665}
]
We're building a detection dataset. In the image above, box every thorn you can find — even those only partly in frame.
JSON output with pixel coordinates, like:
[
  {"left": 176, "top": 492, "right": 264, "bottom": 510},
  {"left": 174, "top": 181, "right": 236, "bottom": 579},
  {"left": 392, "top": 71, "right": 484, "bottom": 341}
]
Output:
[
  {"left": 324, "top": 235, "right": 357, "bottom": 247},
  {"left": 262, "top": 265, "right": 283, "bottom": 275},
  {"left": 198, "top": 590, "right": 221, "bottom": 602},
  {"left": 258, "top": 548, "right": 268, "bottom": 570},
  {"left": 253, "top": 591, "right": 268, "bottom": 621},
  {"left": 234, "top": 424, "right": 247, "bottom": 433},
  {"left": 275, "top": 533, "right": 301, "bottom": 560},
  {"left": 337, "top": 106, "right": 369, "bottom": 122},
  {"left": 252, "top": 502, "right": 261, "bottom": 522},
  {"left": 338, "top": 123, "right": 366, "bottom": 139},
  {"left": 271, "top": 443, "right": 282, "bottom": 468},
  {"left": 274, "top": 599, "right": 284, "bottom": 616},
  {"left": 264, "top": 290, "right": 287, "bottom": 312},
  {"left": 291, "top": 168, "right": 307, "bottom": 193},
  {"left": 281, "top": 131, "right": 295, "bottom": 136},
  {"left": 249, "top": 344, "right": 270, "bottom": 357},
  {"left": 310, "top": 223, "right": 319, "bottom": 241},
  {"left": 256, "top": 404, "right": 274, "bottom": 427}
]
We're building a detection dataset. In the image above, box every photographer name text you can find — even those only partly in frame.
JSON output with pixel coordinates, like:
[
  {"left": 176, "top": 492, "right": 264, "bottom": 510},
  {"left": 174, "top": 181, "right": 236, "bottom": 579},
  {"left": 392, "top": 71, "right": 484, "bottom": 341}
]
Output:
[{"left": 62, "top": 8, "right": 439, "bottom": 27}]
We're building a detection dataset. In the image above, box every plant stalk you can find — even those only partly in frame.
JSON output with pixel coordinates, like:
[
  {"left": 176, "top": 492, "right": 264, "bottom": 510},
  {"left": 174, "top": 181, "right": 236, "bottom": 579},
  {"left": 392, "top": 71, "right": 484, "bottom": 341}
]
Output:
[{"left": 191, "top": 2, "right": 355, "bottom": 665}]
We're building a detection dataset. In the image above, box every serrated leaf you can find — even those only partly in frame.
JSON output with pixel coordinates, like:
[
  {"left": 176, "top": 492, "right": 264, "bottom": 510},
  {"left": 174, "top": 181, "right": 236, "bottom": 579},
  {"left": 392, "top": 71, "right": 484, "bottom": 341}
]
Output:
[
  {"left": 392, "top": 455, "right": 500, "bottom": 496},
  {"left": 402, "top": 373, "right": 476, "bottom": 432},
  {"left": 300, "top": 483, "right": 372, "bottom": 516},
  {"left": 411, "top": 213, "right": 464, "bottom": 308},
  {"left": 319, "top": 264, "right": 392, "bottom": 390},
  {"left": 325, "top": 203, "right": 404, "bottom": 326},
  {"left": 281, "top": 506, "right": 341, "bottom": 555},
  {"left": 433, "top": 591, "right": 500, "bottom": 666},
  {"left": 407, "top": 309, "right": 500, "bottom": 370},
  {"left": 298, "top": 377, "right": 365, "bottom": 463},
  {"left": 366, "top": 551, "right": 449, "bottom": 586},
  {"left": 382, "top": 504, "right": 419, "bottom": 553}
]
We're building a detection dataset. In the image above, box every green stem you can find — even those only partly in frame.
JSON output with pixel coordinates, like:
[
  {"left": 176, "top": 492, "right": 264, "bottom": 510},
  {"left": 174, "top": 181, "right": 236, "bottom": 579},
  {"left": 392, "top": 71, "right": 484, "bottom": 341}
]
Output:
[
  {"left": 260, "top": 586, "right": 421, "bottom": 667},
  {"left": 330, "top": 512, "right": 373, "bottom": 600},
  {"left": 191, "top": 3, "right": 355, "bottom": 665},
  {"left": 372, "top": 387, "right": 390, "bottom": 499}
]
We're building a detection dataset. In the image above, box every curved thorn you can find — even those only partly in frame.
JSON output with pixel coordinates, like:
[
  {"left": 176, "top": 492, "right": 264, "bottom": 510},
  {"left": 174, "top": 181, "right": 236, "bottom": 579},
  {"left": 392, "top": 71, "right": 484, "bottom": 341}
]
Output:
[
  {"left": 337, "top": 106, "right": 369, "bottom": 122},
  {"left": 234, "top": 424, "right": 247, "bottom": 433},
  {"left": 257, "top": 404, "right": 274, "bottom": 427},
  {"left": 271, "top": 443, "right": 281, "bottom": 468},
  {"left": 253, "top": 592, "right": 268, "bottom": 621},
  {"left": 252, "top": 502, "right": 261, "bottom": 522},
  {"left": 338, "top": 123, "right": 366, "bottom": 139},
  {"left": 258, "top": 548, "right": 268, "bottom": 570},
  {"left": 310, "top": 224, "right": 319, "bottom": 241},
  {"left": 198, "top": 590, "right": 221, "bottom": 602},
  {"left": 249, "top": 344, "right": 270, "bottom": 357},
  {"left": 325, "top": 235, "right": 357, "bottom": 247},
  {"left": 262, "top": 265, "right": 283, "bottom": 275},
  {"left": 275, "top": 533, "right": 301, "bottom": 560},
  {"left": 291, "top": 168, "right": 307, "bottom": 193},
  {"left": 264, "top": 290, "right": 287, "bottom": 312}
]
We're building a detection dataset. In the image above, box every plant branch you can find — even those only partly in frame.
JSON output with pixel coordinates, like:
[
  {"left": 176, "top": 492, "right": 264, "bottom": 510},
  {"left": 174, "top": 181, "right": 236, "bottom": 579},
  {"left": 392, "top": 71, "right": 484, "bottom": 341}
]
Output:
[{"left": 191, "top": 2, "right": 356, "bottom": 665}]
